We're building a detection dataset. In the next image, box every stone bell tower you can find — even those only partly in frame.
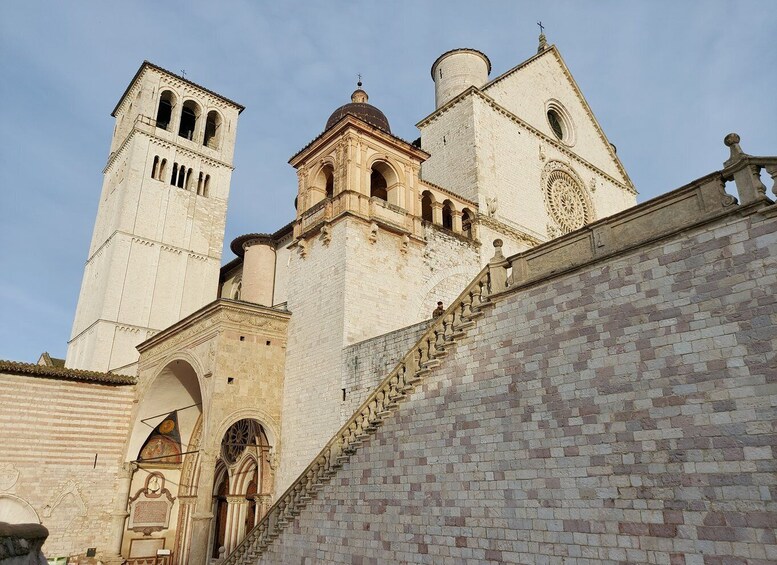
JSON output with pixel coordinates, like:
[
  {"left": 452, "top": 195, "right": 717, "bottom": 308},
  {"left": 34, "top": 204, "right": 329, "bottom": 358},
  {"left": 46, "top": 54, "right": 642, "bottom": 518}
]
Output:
[
  {"left": 66, "top": 62, "right": 243, "bottom": 375},
  {"left": 277, "top": 83, "right": 483, "bottom": 490}
]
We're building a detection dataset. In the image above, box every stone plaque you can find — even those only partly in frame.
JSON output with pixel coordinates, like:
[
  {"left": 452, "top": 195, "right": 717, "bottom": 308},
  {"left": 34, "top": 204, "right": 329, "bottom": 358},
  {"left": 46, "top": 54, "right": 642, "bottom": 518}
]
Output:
[{"left": 128, "top": 473, "right": 175, "bottom": 534}]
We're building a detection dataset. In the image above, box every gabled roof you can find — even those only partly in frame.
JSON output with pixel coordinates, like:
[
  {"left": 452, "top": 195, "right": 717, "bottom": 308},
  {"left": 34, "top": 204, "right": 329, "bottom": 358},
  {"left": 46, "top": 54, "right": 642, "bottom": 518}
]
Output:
[
  {"left": 481, "top": 45, "right": 634, "bottom": 190},
  {"left": 111, "top": 60, "right": 245, "bottom": 117}
]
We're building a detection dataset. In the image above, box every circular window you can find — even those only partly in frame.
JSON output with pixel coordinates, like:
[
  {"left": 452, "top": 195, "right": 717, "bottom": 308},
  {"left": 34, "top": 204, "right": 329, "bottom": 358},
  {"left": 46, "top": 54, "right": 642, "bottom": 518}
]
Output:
[
  {"left": 221, "top": 419, "right": 261, "bottom": 465},
  {"left": 547, "top": 110, "right": 564, "bottom": 139},
  {"left": 545, "top": 100, "right": 575, "bottom": 146},
  {"left": 544, "top": 168, "right": 590, "bottom": 234}
]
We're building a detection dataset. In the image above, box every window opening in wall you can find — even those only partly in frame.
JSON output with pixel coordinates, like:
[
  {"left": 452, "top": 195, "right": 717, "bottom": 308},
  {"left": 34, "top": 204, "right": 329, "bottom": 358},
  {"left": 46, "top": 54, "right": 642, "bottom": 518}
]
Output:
[
  {"left": 266, "top": 340, "right": 271, "bottom": 346},
  {"left": 185, "top": 168, "right": 194, "bottom": 191},
  {"left": 442, "top": 201, "right": 453, "bottom": 230},
  {"left": 325, "top": 169, "right": 334, "bottom": 198},
  {"left": 151, "top": 156, "right": 159, "bottom": 180},
  {"left": 203, "top": 110, "right": 221, "bottom": 148},
  {"left": 547, "top": 109, "right": 564, "bottom": 140},
  {"left": 421, "top": 192, "right": 434, "bottom": 223},
  {"left": 203, "top": 174, "right": 211, "bottom": 197},
  {"left": 178, "top": 100, "right": 199, "bottom": 141},
  {"left": 239, "top": 336, "right": 245, "bottom": 342},
  {"left": 170, "top": 163, "right": 178, "bottom": 185},
  {"left": 177, "top": 166, "right": 185, "bottom": 189},
  {"left": 160, "top": 159, "right": 167, "bottom": 181},
  {"left": 370, "top": 169, "right": 388, "bottom": 201},
  {"left": 462, "top": 208, "right": 472, "bottom": 238},
  {"left": 197, "top": 172, "right": 205, "bottom": 196},
  {"left": 156, "top": 91, "right": 174, "bottom": 130}
]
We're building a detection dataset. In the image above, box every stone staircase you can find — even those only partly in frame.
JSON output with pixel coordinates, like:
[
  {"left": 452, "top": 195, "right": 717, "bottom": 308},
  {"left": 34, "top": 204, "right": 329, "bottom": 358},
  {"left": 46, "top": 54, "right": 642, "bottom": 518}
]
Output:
[{"left": 223, "top": 243, "right": 509, "bottom": 564}]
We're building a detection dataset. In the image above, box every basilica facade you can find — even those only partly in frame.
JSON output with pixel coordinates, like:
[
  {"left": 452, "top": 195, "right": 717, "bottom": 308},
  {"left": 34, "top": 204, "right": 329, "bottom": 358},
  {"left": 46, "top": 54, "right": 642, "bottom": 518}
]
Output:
[{"left": 5, "top": 34, "right": 773, "bottom": 565}]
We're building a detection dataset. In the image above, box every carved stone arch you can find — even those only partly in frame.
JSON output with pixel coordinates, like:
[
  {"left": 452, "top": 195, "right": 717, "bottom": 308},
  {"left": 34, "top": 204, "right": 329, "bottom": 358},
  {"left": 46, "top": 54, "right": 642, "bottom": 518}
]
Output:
[
  {"left": 366, "top": 154, "right": 403, "bottom": 185},
  {"left": 414, "top": 264, "right": 481, "bottom": 319},
  {"left": 212, "top": 408, "right": 280, "bottom": 450},
  {"left": 126, "top": 353, "right": 206, "bottom": 464},
  {"left": 541, "top": 160, "right": 595, "bottom": 236}
]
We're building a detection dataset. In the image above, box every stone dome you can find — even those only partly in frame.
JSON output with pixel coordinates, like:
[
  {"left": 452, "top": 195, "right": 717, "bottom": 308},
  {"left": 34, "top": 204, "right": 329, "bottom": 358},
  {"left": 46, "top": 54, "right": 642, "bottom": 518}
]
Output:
[{"left": 325, "top": 84, "right": 391, "bottom": 133}]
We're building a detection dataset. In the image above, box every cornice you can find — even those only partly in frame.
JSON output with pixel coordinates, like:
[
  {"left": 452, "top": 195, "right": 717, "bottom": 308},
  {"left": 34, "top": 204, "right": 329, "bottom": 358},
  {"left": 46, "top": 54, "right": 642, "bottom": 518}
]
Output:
[
  {"left": 137, "top": 299, "right": 291, "bottom": 354},
  {"left": 290, "top": 115, "right": 429, "bottom": 167},
  {"left": 111, "top": 61, "right": 244, "bottom": 118}
]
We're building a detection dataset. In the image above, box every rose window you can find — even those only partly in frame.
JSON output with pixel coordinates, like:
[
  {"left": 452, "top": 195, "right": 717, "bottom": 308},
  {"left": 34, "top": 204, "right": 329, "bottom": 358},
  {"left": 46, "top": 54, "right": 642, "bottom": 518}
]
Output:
[
  {"left": 545, "top": 170, "right": 590, "bottom": 234},
  {"left": 221, "top": 419, "right": 261, "bottom": 465}
]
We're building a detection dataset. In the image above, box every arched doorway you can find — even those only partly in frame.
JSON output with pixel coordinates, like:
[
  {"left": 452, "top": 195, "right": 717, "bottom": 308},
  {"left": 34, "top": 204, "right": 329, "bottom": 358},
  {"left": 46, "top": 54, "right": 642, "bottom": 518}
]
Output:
[
  {"left": 209, "top": 419, "right": 273, "bottom": 557},
  {"left": 123, "top": 358, "right": 203, "bottom": 565}
]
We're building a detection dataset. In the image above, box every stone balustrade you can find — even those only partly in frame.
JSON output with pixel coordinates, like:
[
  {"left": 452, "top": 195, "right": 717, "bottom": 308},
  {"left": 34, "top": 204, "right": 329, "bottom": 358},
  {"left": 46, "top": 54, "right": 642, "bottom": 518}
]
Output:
[
  {"left": 223, "top": 134, "right": 775, "bottom": 564},
  {"left": 223, "top": 250, "right": 503, "bottom": 564}
]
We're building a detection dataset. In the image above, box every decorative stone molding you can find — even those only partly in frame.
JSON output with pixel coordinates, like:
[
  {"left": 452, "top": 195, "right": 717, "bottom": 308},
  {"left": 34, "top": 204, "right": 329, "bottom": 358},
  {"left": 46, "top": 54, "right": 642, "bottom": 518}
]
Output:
[{"left": 541, "top": 160, "right": 594, "bottom": 235}]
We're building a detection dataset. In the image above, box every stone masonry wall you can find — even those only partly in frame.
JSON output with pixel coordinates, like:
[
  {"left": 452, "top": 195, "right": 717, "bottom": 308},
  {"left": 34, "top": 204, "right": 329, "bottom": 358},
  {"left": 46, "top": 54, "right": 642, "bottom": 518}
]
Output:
[
  {"left": 0, "top": 373, "right": 135, "bottom": 559},
  {"left": 258, "top": 205, "right": 776, "bottom": 564},
  {"left": 341, "top": 319, "right": 432, "bottom": 425}
]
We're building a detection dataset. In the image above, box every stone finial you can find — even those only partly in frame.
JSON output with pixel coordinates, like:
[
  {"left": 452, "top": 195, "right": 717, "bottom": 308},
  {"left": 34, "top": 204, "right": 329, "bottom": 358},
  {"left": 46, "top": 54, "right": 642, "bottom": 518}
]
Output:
[
  {"left": 491, "top": 239, "right": 505, "bottom": 262},
  {"left": 538, "top": 33, "right": 548, "bottom": 53},
  {"left": 724, "top": 132, "right": 746, "bottom": 166}
]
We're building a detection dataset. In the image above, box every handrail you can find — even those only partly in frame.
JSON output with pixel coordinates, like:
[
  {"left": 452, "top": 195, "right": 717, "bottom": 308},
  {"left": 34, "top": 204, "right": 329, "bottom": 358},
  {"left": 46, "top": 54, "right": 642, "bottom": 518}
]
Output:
[{"left": 224, "top": 243, "right": 509, "bottom": 563}]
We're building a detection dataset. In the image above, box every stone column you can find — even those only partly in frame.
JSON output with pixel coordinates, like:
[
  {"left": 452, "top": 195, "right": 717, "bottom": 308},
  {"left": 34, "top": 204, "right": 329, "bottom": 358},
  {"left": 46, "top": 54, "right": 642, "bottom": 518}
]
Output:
[
  {"left": 432, "top": 202, "right": 443, "bottom": 225},
  {"left": 242, "top": 237, "right": 276, "bottom": 307},
  {"left": 225, "top": 495, "right": 249, "bottom": 552},
  {"left": 257, "top": 493, "right": 273, "bottom": 520},
  {"left": 187, "top": 449, "right": 217, "bottom": 565},
  {"left": 452, "top": 210, "right": 463, "bottom": 234},
  {"left": 102, "top": 462, "right": 135, "bottom": 565}
]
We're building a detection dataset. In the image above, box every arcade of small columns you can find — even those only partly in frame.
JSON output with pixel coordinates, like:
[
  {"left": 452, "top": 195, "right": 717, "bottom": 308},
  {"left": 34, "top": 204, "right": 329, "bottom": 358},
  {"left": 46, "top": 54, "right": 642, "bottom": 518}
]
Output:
[{"left": 291, "top": 123, "right": 477, "bottom": 241}]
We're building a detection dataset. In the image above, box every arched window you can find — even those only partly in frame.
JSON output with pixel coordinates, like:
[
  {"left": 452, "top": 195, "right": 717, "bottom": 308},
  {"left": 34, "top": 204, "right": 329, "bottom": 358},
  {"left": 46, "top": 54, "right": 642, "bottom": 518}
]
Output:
[
  {"left": 462, "top": 208, "right": 473, "bottom": 238},
  {"left": 203, "top": 110, "right": 222, "bottom": 148},
  {"left": 370, "top": 169, "right": 388, "bottom": 201},
  {"left": 151, "top": 156, "right": 159, "bottom": 180},
  {"left": 197, "top": 172, "right": 205, "bottom": 195},
  {"left": 170, "top": 163, "right": 178, "bottom": 186},
  {"left": 156, "top": 90, "right": 175, "bottom": 130},
  {"left": 185, "top": 168, "right": 194, "bottom": 191},
  {"left": 177, "top": 167, "right": 185, "bottom": 189},
  {"left": 421, "top": 191, "right": 434, "bottom": 223},
  {"left": 203, "top": 174, "right": 211, "bottom": 197},
  {"left": 212, "top": 470, "right": 229, "bottom": 559},
  {"left": 442, "top": 201, "right": 454, "bottom": 230},
  {"left": 325, "top": 168, "right": 334, "bottom": 198},
  {"left": 160, "top": 159, "right": 167, "bottom": 181},
  {"left": 178, "top": 100, "right": 200, "bottom": 141},
  {"left": 231, "top": 279, "right": 242, "bottom": 300}
]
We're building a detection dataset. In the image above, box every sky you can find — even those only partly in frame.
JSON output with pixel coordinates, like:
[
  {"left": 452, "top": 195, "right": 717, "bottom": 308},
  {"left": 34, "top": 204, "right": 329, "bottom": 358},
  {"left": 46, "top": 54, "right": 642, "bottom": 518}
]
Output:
[{"left": 0, "top": 0, "right": 774, "bottom": 363}]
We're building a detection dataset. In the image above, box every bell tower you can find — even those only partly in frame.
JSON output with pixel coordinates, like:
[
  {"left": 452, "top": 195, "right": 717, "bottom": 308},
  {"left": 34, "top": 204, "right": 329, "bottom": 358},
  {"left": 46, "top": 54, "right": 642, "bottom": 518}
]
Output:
[
  {"left": 277, "top": 84, "right": 484, "bottom": 490},
  {"left": 66, "top": 62, "right": 243, "bottom": 375}
]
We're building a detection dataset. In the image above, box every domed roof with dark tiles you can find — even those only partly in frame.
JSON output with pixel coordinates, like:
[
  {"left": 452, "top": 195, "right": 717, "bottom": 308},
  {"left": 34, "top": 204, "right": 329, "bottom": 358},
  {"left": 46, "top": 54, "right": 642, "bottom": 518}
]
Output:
[{"left": 325, "top": 84, "right": 391, "bottom": 133}]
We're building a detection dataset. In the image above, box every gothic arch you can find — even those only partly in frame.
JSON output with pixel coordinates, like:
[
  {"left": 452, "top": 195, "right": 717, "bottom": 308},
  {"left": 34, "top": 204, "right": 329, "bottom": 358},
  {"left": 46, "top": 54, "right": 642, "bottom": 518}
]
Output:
[
  {"left": 126, "top": 354, "right": 205, "bottom": 464},
  {"left": 212, "top": 407, "right": 280, "bottom": 450}
]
